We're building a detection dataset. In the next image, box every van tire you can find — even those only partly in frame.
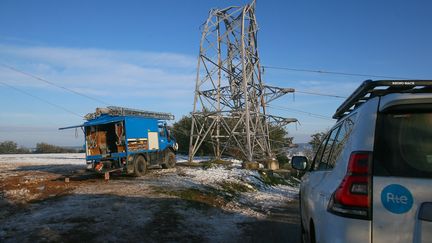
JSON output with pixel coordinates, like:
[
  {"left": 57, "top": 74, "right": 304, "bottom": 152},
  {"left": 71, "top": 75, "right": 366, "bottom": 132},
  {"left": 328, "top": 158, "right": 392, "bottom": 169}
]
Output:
[
  {"left": 309, "top": 220, "right": 316, "bottom": 243},
  {"left": 133, "top": 155, "right": 147, "bottom": 177}
]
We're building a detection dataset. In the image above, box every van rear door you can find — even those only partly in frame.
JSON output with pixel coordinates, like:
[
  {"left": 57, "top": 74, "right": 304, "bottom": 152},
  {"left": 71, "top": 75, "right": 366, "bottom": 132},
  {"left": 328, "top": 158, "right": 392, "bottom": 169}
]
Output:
[{"left": 372, "top": 104, "right": 432, "bottom": 242}]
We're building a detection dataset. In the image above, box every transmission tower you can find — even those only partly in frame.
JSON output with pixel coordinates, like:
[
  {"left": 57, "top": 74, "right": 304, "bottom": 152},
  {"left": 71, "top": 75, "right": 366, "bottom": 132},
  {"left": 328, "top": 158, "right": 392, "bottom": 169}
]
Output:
[{"left": 188, "top": 1, "right": 297, "bottom": 163}]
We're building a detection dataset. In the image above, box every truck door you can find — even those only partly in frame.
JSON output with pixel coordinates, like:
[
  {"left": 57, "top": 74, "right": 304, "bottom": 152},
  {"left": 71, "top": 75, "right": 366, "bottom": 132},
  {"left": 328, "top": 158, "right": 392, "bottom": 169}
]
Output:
[
  {"left": 372, "top": 106, "right": 432, "bottom": 242},
  {"left": 158, "top": 124, "right": 168, "bottom": 148}
]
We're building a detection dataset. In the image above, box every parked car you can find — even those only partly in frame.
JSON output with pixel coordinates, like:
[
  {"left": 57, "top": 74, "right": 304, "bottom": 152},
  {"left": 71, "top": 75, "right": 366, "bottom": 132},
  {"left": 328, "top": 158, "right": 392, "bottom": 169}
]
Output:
[{"left": 292, "top": 80, "right": 432, "bottom": 243}]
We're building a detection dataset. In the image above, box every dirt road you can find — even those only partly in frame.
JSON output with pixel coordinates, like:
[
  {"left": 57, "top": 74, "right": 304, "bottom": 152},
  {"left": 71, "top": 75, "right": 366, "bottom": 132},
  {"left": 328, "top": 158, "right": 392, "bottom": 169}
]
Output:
[{"left": 0, "top": 156, "right": 300, "bottom": 243}]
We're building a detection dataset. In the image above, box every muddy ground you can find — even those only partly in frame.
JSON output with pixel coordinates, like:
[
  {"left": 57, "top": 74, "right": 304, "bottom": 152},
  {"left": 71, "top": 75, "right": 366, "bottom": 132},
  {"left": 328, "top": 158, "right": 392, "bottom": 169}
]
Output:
[{"left": 0, "top": 160, "right": 300, "bottom": 243}]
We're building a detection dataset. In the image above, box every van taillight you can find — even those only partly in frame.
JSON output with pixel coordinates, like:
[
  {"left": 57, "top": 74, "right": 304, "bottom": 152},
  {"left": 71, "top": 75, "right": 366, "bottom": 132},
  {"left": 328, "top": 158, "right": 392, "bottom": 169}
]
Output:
[{"left": 328, "top": 151, "right": 372, "bottom": 220}]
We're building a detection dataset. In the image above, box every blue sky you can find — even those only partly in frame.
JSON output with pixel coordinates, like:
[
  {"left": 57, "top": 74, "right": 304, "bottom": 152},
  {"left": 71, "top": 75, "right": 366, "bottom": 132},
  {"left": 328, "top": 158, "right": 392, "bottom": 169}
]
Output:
[{"left": 1, "top": 0, "right": 431, "bottom": 147}]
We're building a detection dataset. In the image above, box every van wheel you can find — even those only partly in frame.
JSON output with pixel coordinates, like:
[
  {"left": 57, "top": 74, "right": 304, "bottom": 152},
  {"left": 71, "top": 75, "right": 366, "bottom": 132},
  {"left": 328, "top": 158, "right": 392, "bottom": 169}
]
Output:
[
  {"left": 309, "top": 221, "right": 316, "bottom": 243},
  {"left": 164, "top": 151, "right": 176, "bottom": 168},
  {"left": 133, "top": 155, "right": 147, "bottom": 177}
]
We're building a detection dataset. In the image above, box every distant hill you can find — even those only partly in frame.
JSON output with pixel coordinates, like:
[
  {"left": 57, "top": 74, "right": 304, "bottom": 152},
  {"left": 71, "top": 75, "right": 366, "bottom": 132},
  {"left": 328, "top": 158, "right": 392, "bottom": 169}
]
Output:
[{"left": 285, "top": 143, "right": 312, "bottom": 157}]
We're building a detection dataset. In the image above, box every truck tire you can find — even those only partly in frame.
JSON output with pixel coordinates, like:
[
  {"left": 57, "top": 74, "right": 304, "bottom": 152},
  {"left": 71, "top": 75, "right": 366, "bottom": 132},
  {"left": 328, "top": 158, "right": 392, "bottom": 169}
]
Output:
[
  {"left": 133, "top": 155, "right": 147, "bottom": 177},
  {"left": 164, "top": 151, "right": 176, "bottom": 168}
]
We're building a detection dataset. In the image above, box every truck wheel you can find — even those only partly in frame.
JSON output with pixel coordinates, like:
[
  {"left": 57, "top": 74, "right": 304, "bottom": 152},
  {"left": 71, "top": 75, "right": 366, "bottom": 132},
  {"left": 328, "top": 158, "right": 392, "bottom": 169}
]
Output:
[
  {"left": 164, "top": 151, "right": 176, "bottom": 168},
  {"left": 133, "top": 155, "right": 147, "bottom": 177}
]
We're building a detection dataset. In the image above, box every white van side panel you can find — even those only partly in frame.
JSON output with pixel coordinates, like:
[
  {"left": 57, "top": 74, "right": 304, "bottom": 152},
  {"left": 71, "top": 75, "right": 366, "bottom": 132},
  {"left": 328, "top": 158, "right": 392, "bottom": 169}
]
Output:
[
  {"left": 314, "top": 104, "right": 378, "bottom": 242},
  {"left": 316, "top": 98, "right": 379, "bottom": 243}
]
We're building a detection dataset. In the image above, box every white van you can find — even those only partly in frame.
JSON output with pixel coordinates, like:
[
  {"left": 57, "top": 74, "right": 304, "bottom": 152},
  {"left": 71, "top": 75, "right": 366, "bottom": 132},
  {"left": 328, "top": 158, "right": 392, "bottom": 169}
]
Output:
[{"left": 292, "top": 80, "right": 432, "bottom": 243}]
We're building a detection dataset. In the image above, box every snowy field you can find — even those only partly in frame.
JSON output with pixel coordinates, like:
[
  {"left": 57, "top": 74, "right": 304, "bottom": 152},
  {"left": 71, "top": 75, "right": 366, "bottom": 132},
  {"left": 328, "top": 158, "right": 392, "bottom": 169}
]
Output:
[
  {"left": 0, "top": 153, "right": 299, "bottom": 214},
  {"left": 0, "top": 153, "right": 236, "bottom": 165},
  {"left": 0, "top": 153, "right": 85, "bottom": 164},
  {"left": 0, "top": 153, "right": 300, "bottom": 242}
]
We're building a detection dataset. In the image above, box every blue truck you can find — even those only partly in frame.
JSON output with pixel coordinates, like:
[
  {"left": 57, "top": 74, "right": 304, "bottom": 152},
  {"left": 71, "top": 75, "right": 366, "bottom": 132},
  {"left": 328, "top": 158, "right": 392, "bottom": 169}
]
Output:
[{"left": 61, "top": 106, "right": 178, "bottom": 177}]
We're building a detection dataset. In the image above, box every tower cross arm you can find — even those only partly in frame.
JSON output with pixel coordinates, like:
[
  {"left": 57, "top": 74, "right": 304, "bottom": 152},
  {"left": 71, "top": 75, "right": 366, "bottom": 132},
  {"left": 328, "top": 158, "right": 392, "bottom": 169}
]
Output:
[{"left": 263, "top": 85, "right": 295, "bottom": 103}]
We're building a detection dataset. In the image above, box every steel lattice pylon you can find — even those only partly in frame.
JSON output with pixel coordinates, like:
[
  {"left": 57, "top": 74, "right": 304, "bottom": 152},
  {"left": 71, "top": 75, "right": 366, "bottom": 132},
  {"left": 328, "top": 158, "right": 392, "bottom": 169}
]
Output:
[{"left": 188, "top": 1, "right": 296, "bottom": 163}]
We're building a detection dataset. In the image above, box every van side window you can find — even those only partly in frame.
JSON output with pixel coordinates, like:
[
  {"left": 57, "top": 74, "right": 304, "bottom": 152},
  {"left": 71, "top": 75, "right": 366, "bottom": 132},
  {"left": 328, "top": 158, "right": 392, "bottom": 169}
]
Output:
[
  {"left": 158, "top": 126, "right": 165, "bottom": 137},
  {"left": 327, "top": 114, "right": 356, "bottom": 169},
  {"left": 316, "top": 126, "right": 341, "bottom": 170},
  {"left": 312, "top": 134, "right": 329, "bottom": 170}
]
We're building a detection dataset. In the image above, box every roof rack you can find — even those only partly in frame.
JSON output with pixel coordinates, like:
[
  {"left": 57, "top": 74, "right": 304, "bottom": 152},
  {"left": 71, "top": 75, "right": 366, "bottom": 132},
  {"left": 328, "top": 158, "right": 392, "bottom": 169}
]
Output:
[
  {"left": 84, "top": 106, "right": 175, "bottom": 120},
  {"left": 333, "top": 80, "right": 432, "bottom": 119}
]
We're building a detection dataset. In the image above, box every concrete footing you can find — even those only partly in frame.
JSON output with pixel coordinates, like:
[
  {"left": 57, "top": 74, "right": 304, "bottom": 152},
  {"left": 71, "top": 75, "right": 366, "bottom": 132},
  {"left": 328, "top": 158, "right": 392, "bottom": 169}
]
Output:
[
  {"left": 242, "top": 160, "right": 280, "bottom": 170},
  {"left": 242, "top": 161, "right": 260, "bottom": 170},
  {"left": 265, "top": 160, "right": 279, "bottom": 170}
]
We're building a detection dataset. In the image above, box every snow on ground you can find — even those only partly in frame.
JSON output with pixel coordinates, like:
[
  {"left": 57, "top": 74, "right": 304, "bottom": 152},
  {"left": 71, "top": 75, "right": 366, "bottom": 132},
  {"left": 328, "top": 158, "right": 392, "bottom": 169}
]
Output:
[
  {"left": 0, "top": 153, "right": 301, "bottom": 242},
  {"left": 176, "top": 154, "right": 244, "bottom": 167},
  {"left": 151, "top": 155, "right": 299, "bottom": 219},
  {"left": 0, "top": 153, "right": 299, "bottom": 217},
  {"left": 0, "top": 153, "right": 86, "bottom": 164},
  {"left": 0, "top": 154, "right": 299, "bottom": 213}
]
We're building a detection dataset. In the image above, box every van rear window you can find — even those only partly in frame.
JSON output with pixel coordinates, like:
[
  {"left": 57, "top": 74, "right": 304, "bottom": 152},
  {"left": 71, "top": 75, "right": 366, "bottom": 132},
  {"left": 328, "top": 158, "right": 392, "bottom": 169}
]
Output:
[{"left": 374, "top": 110, "right": 432, "bottom": 178}]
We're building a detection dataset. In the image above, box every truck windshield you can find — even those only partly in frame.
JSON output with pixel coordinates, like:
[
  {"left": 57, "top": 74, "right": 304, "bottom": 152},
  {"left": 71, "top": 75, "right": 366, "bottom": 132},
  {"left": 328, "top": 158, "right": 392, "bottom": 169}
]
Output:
[{"left": 374, "top": 108, "right": 432, "bottom": 178}]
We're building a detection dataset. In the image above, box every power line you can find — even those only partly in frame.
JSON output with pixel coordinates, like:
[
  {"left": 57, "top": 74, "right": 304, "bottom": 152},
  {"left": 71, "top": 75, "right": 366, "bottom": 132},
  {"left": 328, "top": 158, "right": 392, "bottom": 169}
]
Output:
[
  {"left": 295, "top": 90, "right": 347, "bottom": 99},
  {"left": 267, "top": 104, "right": 334, "bottom": 121},
  {"left": 262, "top": 65, "right": 416, "bottom": 80},
  {"left": 0, "top": 81, "right": 83, "bottom": 118},
  {"left": 0, "top": 63, "right": 111, "bottom": 106}
]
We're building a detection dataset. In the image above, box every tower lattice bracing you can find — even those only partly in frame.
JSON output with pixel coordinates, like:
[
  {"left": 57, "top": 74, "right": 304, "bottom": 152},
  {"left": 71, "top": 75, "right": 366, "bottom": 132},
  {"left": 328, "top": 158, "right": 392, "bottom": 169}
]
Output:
[{"left": 188, "top": 1, "right": 296, "bottom": 163}]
